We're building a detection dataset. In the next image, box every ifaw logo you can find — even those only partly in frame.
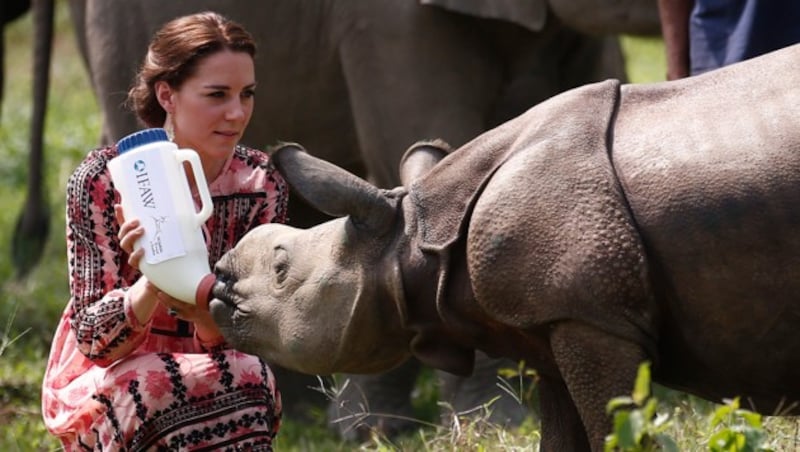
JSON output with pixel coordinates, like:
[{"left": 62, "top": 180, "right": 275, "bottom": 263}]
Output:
[{"left": 134, "top": 159, "right": 146, "bottom": 172}]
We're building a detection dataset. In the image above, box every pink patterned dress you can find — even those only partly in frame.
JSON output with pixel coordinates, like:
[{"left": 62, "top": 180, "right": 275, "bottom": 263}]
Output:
[{"left": 42, "top": 144, "right": 288, "bottom": 451}]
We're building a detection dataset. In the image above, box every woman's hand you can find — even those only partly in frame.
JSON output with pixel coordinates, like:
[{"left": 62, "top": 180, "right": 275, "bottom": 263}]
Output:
[
  {"left": 115, "top": 205, "right": 223, "bottom": 344},
  {"left": 115, "top": 204, "right": 146, "bottom": 268},
  {"left": 114, "top": 204, "right": 161, "bottom": 323},
  {"left": 157, "top": 292, "right": 224, "bottom": 344}
]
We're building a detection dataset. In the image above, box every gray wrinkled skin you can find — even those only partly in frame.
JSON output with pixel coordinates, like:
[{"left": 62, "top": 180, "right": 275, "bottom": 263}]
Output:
[{"left": 211, "top": 44, "right": 800, "bottom": 451}]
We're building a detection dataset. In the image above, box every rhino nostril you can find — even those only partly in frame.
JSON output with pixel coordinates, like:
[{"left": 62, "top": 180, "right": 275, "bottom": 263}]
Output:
[
  {"left": 211, "top": 278, "right": 231, "bottom": 304},
  {"left": 210, "top": 272, "right": 239, "bottom": 307},
  {"left": 213, "top": 269, "right": 235, "bottom": 285},
  {"left": 212, "top": 278, "right": 225, "bottom": 293}
]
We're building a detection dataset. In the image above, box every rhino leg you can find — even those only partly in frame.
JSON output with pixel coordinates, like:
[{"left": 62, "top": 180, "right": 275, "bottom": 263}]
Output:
[
  {"left": 437, "top": 352, "right": 532, "bottom": 427},
  {"left": 268, "top": 365, "right": 329, "bottom": 421},
  {"left": 544, "top": 321, "right": 647, "bottom": 451},
  {"left": 538, "top": 375, "right": 591, "bottom": 451},
  {"left": 327, "top": 359, "right": 421, "bottom": 441},
  {"left": 329, "top": 353, "right": 533, "bottom": 441}
]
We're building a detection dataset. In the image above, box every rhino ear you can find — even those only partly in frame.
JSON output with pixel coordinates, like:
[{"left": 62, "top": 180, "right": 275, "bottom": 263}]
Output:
[
  {"left": 270, "top": 143, "right": 396, "bottom": 232},
  {"left": 399, "top": 140, "right": 452, "bottom": 186}
]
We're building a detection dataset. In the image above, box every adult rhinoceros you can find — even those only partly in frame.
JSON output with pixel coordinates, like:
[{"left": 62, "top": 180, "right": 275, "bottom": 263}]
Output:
[{"left": 208, "top": 43, "right": 800, "bottom": 450}]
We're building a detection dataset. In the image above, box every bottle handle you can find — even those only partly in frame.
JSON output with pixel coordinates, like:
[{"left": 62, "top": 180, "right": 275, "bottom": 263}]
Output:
[{"left": 176, "top": 149, "right": 213, "bottom": 226}]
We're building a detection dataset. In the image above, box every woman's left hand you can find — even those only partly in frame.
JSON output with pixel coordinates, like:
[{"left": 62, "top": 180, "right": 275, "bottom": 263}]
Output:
[{"left": 157, "top": 292, "right": 224, "bottom": 343}]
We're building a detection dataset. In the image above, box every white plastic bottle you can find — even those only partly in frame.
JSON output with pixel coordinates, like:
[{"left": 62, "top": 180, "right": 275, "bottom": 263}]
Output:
[{"left": 109, "top": 128, "right": 216, "bottom": 308}]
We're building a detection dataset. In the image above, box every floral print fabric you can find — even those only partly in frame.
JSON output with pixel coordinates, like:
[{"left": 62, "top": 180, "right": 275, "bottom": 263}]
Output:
[{"left": 42, "top": 144, "right": 289, "bottom": 451}]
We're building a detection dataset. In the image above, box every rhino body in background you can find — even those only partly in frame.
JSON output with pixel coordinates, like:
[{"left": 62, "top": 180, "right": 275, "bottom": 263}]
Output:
[{"left": 210, "top": 44, "right": 800, "bottom": 450}]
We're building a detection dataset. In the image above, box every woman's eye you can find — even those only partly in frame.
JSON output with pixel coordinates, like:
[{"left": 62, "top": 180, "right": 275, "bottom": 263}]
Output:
[
  {"left": 208, "top": 91, "right": 226, "bottom": 98},
  {"left": 242, "top": 89, "right": 255, "bottom": 99}
]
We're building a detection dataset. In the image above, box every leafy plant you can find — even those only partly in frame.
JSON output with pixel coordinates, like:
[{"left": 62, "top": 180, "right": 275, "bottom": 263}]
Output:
[
  {"left": 706, "top": 398, "right": 772, "bottom": 452},
  {"left": 605, "top": 363, "right": 780, "bottom": 452},
  {"left": 605, "top": 362, "right": 679, "bottom": 452}
]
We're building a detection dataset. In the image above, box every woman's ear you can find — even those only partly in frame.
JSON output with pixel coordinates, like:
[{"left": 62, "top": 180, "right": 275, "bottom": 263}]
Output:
[{"left": 155, "top": 81, "right": 175, "bottom": 113}]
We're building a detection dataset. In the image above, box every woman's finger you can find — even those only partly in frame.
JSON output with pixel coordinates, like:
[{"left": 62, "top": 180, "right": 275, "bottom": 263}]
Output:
[
  {"left": 127, "top": 247, "right": 144, "bottom": 269},
  {"left": 114, "top": 204, "right": 126, "bottom": 224},
  {"left": 118, "top": 222, "right": 143, "bottom": 254},
  {"left": 120, "top": 231, "right": 140, "bottom": 255},
  {"left": 118, "top": 219, "right": 141, "bottom": 238},
  {"left": 158, "top": 295, "right": 202, "bottom": 322}
]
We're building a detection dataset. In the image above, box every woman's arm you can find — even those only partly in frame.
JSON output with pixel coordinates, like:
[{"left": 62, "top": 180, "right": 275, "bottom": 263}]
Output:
[
  {"left": 67, "top": 151, "right": 156, "bottom": 366},
  {"left": 659, "top": 0, "right": 694, "bottom": 80}
]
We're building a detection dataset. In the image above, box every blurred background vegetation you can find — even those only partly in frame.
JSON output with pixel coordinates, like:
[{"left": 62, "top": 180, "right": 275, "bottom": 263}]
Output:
[{"left": 1, "top": 1, "right": 797, "bottom": 451}]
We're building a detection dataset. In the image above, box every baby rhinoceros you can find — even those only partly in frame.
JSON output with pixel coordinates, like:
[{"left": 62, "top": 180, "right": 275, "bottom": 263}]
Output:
[{"left": 208, "top": 43, "right": 800, "bottom": 451}]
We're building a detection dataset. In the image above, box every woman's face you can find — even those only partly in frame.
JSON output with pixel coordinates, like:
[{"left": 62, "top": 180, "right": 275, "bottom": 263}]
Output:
[{"left": 158, "top": 49, "right": 256, "bottom": 165}]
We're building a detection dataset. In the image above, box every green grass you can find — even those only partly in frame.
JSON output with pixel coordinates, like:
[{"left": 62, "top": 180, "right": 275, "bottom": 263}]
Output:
[{"left": 1, "top": 2, "right": 798, "bottom": 451}]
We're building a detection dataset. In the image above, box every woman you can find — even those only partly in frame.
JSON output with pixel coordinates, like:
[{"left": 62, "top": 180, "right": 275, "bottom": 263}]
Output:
[{"left": 42, "top": 12, "right": 286, "bottom": 450}]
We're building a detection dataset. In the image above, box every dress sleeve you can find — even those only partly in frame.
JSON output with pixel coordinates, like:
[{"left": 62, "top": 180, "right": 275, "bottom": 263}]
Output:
[
  {"left": 66, "top": 152, "right": 151, "bottom": 367},
  {"left": 255, "top": 158, "right": 289, "bottom": 226},
  {"left": 192, "top": 331, "right": 227, "bottom": 352}
]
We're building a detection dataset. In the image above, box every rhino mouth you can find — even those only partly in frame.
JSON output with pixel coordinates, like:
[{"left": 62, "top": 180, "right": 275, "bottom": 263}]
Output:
[{"left": 210, "top": 274, "right": 239, "bottom": 309}]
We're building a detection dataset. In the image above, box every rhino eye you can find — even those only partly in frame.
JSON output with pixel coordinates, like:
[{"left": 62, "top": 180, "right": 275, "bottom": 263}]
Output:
[{"left": 272, "top": 248, "right": 289, "bottom": 286}]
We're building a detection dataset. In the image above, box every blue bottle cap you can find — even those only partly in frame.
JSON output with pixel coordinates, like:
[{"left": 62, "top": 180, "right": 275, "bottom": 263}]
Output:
[{"left": 116, "top": 128, "right": 169, "bottom": 154}]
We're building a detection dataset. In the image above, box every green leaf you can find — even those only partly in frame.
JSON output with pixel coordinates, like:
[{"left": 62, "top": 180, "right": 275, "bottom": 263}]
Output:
[
  {"left": 642, "top": 398, "right": 658, "bottom": 420},
  {"left": 628, "top": 410, "right": 646, "bottom": 444},
  {"left": 742, "top": 429, "right": 767, "bottom": 450},
  {"left": 708, "top": 430, "right": 735, "bottom": 452},
  {"left": 604, "top": 433, "right": 619, "bottom": 452},
  {"left": 633, "top": 362, "right": 652, "bottom": 405},
  {"left": 607, "top": 396, "right": 635, "bottom": 414},
  {"left": 615, "top": 413, "right": 638, "bottom": 448},
  {"left": 710, "top": 399, "right": 738, "bottom": 428},
  {"left": 738, "top": 410, "right": 762, "bottom": 428}
]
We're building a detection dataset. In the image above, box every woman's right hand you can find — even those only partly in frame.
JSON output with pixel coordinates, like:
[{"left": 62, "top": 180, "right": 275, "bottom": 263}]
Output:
[
  {"left": 115, "top": 204, "right": 162, "bottom": 323},
  {"left": 115, "top": 204, "right": 146, "bottom": 269}
]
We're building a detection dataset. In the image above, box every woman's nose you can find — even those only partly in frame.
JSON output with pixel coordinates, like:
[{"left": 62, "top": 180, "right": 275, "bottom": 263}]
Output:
[{"left": 225, "top": 99, "right": 246, "bottom": 121}]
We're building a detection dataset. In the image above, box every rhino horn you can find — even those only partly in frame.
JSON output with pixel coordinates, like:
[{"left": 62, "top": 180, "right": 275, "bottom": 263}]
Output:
[
  {"left": 398, "top": 139, "right": 452, "bottom": 186},
  {"left": 270, "top": 143, "right": 396, "bottom": 232}
]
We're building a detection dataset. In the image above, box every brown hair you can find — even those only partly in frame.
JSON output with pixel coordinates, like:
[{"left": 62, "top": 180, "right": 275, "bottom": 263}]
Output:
[{"left": 127, "top": 11, "right": 257, "bottom": 127}]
